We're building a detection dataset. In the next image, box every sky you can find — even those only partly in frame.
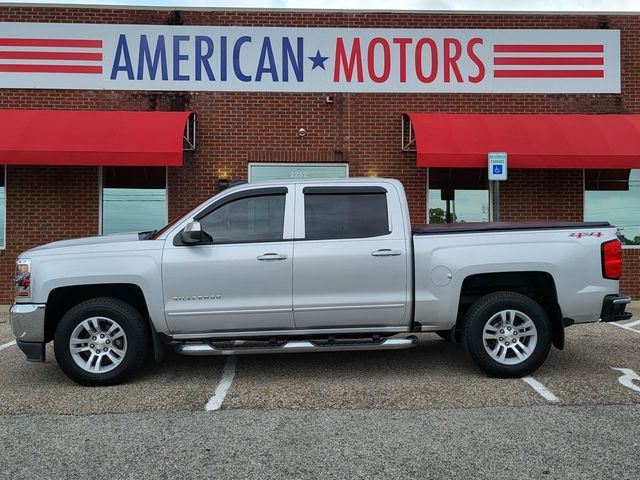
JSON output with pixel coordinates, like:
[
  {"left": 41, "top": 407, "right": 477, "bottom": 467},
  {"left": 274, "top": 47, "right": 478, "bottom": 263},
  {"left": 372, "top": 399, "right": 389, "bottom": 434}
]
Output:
[{"left": 5, "top": 0, "right": 640, "bottom": 11}]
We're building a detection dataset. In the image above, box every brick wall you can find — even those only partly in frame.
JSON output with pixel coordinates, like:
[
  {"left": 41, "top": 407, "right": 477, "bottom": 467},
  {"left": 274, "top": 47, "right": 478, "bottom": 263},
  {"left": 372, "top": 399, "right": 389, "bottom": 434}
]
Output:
[{"left": 0, "top": 7, "right": 639, "bottom": 302}]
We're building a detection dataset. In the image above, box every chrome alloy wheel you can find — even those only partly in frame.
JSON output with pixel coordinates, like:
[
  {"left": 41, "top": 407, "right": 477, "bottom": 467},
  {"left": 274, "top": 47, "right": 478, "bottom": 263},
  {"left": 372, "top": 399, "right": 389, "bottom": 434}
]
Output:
[
  {"left": 482, "top": 309, "right": 538, "bottom": 365},
  {"left": 69, "top": 316, "right": 128, "bottom": 374}
]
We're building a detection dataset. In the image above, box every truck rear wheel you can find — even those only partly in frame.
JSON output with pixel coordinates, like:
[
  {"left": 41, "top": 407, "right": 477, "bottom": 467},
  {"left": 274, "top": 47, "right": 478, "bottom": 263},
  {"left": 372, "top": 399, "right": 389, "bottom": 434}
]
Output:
[
  {"left": 461, "top": 291, "right": 552, "bottom": 378},
  {"left": 53, "top": 297, "right": 149, "bottom": 386}
]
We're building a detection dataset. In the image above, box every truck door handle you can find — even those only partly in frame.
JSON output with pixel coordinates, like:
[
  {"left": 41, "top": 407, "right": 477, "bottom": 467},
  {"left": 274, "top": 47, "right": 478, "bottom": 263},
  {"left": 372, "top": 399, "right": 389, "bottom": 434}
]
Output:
[
  {"left": 371, "top": 249, "right": 402, "bottom": 257},
  {"left": 257, "top": 253, "right": 288, "bottom": 261}
]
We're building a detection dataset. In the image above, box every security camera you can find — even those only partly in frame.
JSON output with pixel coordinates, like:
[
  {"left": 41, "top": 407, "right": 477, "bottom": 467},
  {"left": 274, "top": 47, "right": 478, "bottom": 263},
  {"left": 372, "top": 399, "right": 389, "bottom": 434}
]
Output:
[
  {"left": 298, "top": 128, "right": 307, "bottom": 138},
  {"left": 325, "top": 95, "right": 335, "bottom": 104}
]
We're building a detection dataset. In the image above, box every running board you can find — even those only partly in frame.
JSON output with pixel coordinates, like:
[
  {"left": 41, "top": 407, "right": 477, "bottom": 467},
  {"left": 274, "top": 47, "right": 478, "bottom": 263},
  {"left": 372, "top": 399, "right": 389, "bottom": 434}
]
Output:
[{"left": 175, "top": 336, "right": 418, "bottom": 356}]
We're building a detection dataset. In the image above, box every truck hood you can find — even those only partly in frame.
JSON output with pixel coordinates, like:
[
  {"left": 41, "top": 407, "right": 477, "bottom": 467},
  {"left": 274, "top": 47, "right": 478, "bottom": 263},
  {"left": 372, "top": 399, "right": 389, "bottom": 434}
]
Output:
[{"left": 26, "top": 233, "right": 141, "bottom": 254}]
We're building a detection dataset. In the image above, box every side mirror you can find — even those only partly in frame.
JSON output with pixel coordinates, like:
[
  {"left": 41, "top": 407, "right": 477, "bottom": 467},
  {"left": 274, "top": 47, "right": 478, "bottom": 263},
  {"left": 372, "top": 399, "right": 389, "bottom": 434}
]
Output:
[{"left": 180, "top": 221, "right": 204, "bottom": 245}]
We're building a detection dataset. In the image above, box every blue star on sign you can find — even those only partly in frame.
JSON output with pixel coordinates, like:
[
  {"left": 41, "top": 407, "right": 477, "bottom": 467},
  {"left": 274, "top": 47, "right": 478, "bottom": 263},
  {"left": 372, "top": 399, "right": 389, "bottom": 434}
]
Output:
[{"left": 308, "top": 50, "right": 329, "bottom": 70}]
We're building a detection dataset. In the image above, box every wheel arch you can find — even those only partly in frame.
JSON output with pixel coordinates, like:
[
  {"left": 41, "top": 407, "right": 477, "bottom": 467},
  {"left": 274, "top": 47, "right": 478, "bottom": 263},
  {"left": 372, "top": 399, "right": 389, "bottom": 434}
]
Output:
[
  {"left": 456, "top": 271, "right": 564, "bottom": 349},
  {"left": 45, "top": 283, "right": 163, "bottom": 360}
]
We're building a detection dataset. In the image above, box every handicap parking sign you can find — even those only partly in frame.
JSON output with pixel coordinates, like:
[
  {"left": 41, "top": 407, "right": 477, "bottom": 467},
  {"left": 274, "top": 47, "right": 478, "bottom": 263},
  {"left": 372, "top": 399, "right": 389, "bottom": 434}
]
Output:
[{"left": 488, "top": 152, "right": 508, "bottom": 181}]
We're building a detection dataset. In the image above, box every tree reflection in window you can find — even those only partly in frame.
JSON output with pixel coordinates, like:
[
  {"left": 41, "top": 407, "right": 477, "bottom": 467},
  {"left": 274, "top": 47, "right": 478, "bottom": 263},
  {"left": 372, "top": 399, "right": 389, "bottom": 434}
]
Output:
[{"left": 585, "top": 169, "right": 640, "bottom": 246}]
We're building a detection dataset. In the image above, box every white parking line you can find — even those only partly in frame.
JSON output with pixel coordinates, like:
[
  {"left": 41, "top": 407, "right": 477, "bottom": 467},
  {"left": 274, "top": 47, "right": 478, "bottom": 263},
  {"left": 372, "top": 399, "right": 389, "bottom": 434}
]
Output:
[
  {"left": 610, "top": 320, "right": 640, "bottom": 335},
  {"left": 0, "top": 340, "right": 16, "bottom": 352},
  {"left": 205, "top": 356, "right": 237, "bottom": 411},
  {"left": 522, "top": 376, "right": 559, "bottom": 403},
  {"left": 611, "top": 368, "right": 640, "bottom": 394}
]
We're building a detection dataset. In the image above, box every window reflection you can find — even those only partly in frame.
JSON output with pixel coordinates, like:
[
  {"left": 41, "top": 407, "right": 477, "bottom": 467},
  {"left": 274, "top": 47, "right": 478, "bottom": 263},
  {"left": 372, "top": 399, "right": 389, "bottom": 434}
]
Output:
[
  {"left": 428, "top": 168, "right": 489, "bottom": 224},
  {"left": 102, "top": 188, "right": 167, "bottom": 235},
  {"left": 585, "top": 169, "right": 640, "bottom": 246},
  {"left": 428, "top": 189, "right": 489, "bottom": 223},
  {"left": 101, "top": 167, "right": 167, "bottom": 235}
]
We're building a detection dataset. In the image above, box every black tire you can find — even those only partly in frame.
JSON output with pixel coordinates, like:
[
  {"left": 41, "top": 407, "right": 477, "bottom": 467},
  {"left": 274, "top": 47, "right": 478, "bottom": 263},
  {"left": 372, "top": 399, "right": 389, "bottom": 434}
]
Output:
[
  {"left": 461, "top": 291, "right": 552, "bottom": 378},
  {"left": 54, "top": 297, "right": 149, "bottom": 386}
]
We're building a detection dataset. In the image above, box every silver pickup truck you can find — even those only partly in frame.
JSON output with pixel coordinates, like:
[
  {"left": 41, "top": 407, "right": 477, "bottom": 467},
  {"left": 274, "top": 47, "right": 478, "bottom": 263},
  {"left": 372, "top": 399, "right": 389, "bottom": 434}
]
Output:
[{"left": 10, "top": 178, "right": 632, "bottom": 386}]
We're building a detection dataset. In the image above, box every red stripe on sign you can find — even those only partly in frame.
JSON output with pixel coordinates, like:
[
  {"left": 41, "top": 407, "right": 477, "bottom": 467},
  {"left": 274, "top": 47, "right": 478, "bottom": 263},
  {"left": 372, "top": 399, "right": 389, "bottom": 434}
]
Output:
[
  {"left": 0, "top": 64, "right": 102, "bottom": 74},
  {"left": 494, "top": 44, "right": 604, "bottom": 53},
  {"left": 0, "top": 38, "right": 102, "bottom": 48},
  {"left": 0, "top": 51, "right": 102, "bottom": 61},
  {"left": 494, "top": 57, "right": 604, "bottom": 66},
  {"left": 494, "top": 69, "right": 604, "bottom": 78}
]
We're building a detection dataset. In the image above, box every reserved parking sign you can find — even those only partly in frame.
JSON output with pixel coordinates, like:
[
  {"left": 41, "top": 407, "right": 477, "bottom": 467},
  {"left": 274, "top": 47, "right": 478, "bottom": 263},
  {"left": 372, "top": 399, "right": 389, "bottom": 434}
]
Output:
[{"left": 488, "top": 152, "right": 508, "bottom": 181}]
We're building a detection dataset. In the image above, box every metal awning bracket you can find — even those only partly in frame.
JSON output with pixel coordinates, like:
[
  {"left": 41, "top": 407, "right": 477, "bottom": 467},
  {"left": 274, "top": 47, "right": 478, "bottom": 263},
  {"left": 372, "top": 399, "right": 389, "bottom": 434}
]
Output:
[
  {"left": 401, "top": 114, "right": 416, "bottom": 152},
  {"left": 183, "top": 113, "right": 196, "bottom": 151}
]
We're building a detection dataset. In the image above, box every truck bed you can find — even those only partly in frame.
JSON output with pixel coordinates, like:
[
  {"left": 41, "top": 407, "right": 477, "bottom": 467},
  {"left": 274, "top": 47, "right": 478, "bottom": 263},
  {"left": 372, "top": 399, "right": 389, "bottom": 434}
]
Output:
[{"left": 412, "top": 221, "right": 611, "bottom": 235}]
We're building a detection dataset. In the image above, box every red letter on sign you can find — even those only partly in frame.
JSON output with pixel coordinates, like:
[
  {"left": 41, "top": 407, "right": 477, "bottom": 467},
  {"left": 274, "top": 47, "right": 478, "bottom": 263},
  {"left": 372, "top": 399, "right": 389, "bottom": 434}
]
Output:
[
  {"left": 392, "top": 37, "right": 412, "bottom": 83},
  {"left": 415, "top": 37, "right": 438, "bottom": 83},
  {"left": 334, "top": 37, "right": 364, "bottom": 83},
  {"left": 367, "top": 37, "right": 391, "bottom": 83},
  {"left": 444, "top": 38, "right": 463, "bottom": 83},
  {"left": 467, "top": 37, "right": 485, "bottom": 83}
]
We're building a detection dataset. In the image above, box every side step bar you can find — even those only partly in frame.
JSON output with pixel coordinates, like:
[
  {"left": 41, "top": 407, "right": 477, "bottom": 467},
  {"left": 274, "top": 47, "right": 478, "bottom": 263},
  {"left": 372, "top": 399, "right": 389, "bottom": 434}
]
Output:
[{"left": 175, "top": 336, "right": 418, "bottom": 356}]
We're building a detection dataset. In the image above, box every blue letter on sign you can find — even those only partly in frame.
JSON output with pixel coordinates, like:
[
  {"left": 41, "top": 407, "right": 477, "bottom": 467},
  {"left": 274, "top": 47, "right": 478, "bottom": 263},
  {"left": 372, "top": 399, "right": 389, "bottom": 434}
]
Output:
[
  {"left": 173, "top": 35, "right": 190, "bottom": 81},
  {"left": 256, "top": 37, "right": 278, "bottom": 82},
  {"left": 195, "top": 36, "right": 215, "bottom": 81},
  {"left": 137, "top": 35, "right": 168, "bottom": 81},
  {"left": 233, "top": 36, "right": 252, "bottom": 82},
  {"left": 111, "top": 34, "right": 134, "bottom": 80},
  {"left": 282, "top": 37, "right": 303, "bottom": 82}
]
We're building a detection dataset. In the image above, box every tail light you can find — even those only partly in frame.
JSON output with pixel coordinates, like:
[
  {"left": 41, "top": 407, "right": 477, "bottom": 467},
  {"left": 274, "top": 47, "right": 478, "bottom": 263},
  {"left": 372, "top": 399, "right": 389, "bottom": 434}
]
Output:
[{"left": 601, "top": 239, "right": 623, "bottom": 280}]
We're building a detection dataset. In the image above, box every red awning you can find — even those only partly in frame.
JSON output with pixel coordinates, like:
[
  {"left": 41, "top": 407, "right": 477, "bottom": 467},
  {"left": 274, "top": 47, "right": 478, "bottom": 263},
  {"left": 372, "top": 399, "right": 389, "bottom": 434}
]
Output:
[
  {"left": 0, "top": 110, "right": 193, "bottom": 166},
  {"left": 406, "top": 113, "right": 640, "bottom": 169}
]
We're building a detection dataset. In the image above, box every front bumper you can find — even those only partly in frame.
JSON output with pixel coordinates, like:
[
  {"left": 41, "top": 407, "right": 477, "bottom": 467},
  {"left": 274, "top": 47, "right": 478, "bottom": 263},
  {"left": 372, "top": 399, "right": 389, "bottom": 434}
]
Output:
[
  {"left": 9, "top": 303, "right": 46, "bottom": 362},
  {"left": 600, "top": 294, "right": 632, "bottom": 323}
]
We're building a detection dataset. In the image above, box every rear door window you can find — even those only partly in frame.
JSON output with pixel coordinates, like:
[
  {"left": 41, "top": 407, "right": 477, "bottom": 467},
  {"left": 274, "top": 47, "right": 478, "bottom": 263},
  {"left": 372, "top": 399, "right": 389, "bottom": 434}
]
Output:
[{"left": 303, "top": 189, "right": 389, "bottom": 240}]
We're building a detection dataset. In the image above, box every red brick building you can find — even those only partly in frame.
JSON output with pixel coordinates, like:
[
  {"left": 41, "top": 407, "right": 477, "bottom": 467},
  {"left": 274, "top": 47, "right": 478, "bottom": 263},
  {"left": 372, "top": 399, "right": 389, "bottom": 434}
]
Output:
[{"left": 1, "top": 6, "right": 640, "bottom": 302}]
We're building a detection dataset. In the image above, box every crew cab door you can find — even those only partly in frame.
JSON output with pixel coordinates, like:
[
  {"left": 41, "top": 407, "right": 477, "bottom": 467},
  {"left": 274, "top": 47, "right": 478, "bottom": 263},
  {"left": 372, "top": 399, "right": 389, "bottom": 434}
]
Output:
[
  {"left": 162, "top": 187, "right": 295, "bottom": 334},
  {"left": 292, "top": 184, "right": 409, "bottom": 330}
]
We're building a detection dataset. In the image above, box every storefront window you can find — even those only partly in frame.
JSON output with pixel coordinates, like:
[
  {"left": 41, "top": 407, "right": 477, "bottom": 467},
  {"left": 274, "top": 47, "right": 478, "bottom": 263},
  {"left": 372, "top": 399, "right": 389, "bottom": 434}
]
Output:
[
  {"left": 585, "top": 169, "right": 640, "bottom": 246},
  {"left": 428, "top": 168, "right": 489, "bottom": 223},
  {"left": 0, "top": 166, "right": 5, "bottom": 248},
  {"left": 249, "top": 163, "right": 348, "bottom": 182},
  {"left": 101, "top": 167, "right": 167, "bottom": 235}
]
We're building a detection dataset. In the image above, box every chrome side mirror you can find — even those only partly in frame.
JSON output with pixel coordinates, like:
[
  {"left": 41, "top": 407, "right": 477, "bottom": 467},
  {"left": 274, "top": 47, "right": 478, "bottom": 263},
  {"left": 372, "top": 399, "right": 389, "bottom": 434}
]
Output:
[{"left": 180, "top": 221, "right": 204, "bottom": 245}]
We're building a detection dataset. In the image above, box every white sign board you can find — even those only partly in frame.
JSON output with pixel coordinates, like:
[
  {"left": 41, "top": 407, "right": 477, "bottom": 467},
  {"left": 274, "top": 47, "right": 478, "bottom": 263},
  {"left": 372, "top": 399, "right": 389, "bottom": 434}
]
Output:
[
  {"left": 0, "top": 23, "right": 621, "bottom": 93},
  {"left": 488, "top": 152, "right": 508, "bottom": 181}
]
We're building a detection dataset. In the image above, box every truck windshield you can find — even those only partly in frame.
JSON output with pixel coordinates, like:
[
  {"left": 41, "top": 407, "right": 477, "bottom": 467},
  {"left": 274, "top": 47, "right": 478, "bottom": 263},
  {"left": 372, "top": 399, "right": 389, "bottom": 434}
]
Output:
[{"left": 143, "top": 193, "right": 225, "bottom": 240}]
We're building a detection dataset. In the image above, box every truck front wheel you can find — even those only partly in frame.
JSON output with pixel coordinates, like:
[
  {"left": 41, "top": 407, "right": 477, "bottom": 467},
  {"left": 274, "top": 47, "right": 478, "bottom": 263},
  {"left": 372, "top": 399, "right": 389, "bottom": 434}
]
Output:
[
  {"left": 54, "top": 297, "right": 149, "bottom": 386},
  {"left": 461, "top": 291, "right": 552, "bottom": 378}
]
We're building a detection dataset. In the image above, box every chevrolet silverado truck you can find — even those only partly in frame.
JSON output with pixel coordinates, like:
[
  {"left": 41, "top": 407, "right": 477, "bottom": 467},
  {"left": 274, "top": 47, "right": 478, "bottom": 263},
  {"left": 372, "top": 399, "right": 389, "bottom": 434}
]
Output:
[{"left": 10, "top": 178, "right": 632, "bottom": 386}]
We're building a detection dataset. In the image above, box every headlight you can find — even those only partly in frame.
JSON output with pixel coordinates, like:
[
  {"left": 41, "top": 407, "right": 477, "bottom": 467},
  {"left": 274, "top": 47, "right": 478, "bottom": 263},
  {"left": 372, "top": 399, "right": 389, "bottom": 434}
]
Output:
[{"left": 15, "top": 258, "right": 31, "bottom": 298}]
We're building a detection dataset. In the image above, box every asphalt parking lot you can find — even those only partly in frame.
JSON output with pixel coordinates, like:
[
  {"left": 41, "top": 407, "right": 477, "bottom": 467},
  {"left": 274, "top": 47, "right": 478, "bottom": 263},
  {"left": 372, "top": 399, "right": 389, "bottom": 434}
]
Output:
[
  {"left": 1, "top": 313, "right": 639, "bottom": 479},
  {"left": 1, "top": 315, "right": 639, "bottom": 414}
]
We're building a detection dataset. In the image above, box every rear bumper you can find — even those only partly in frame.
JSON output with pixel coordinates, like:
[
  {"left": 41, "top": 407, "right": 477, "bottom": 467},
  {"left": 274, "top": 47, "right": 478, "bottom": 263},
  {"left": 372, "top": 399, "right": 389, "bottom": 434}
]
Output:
[{"left": 600, "top": 294, "right": 632, "bottom": 323}]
